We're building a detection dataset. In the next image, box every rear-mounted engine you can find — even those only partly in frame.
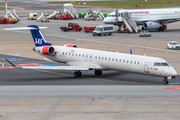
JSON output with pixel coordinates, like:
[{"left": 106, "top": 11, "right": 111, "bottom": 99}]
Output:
[
  {"left": 64, "top": 44, "right": 77, "bottom": 48},
  {"left": 42, "top": 46, "right": 55, "bottom": 55}
]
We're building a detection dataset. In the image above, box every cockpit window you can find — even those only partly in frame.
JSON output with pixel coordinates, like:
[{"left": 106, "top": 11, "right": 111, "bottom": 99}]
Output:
[
  {"left": 161, "top": 63, "right": 170, "bottom": 66},
  {"left": 154, "top": 62, "right": 170, "bottom": 66},
  {"left": 107, "top": 15, "right": 116, "bottom": 17}
]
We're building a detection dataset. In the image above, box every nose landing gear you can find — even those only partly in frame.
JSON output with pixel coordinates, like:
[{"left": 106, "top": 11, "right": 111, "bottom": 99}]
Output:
[{"left": 163, "top": 77, "right": 168, "bottom": 84}]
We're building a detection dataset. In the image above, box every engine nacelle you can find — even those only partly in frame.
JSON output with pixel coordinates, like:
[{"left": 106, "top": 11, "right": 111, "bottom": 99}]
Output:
[
  {"left": 42, "top": 46, "right": 55, "bottom": 55},
  {"left": 144, "top": 22, "right": 161, "bottom": 30},
  {"left": 64, "top": 44, "right": 77, "bottom": 48}
]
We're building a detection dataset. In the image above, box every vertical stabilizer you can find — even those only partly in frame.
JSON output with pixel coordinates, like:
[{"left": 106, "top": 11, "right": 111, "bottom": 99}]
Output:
[{"left": 27, "top": 25, "right": 51, "bottom": 47}]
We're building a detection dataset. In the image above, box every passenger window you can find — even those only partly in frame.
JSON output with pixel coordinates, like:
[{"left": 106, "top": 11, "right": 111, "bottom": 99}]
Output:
[
  {"left": 123, "top": 60, "right": 125, "bottom": 62},
  {"left": 116, "top": 59, "right": 118, "bottom": 62},
  {"left": 76, "top": 54, "right": 77, "bottom": 56},
  {"left": 138, "top": 62, "right": 139, "bottom": 64},
  {"left": 112, "top": 58, "right": 114, "bottom": 61},
  {"left": 66, "top": 52, "right": 67, "bottom": 55},
  {"left": 72, "top": 53, "right": 74, "bottom": 56},
  {"left": 95, "top": 56, "right": 97, "bottom": 59},
  {"left": 105, "top": 57, "right": 107, "bottom": 60},
  {"left": 63, "top": 52, "right": 64, "bottom": 55},
  {"left": 79, "top": 54, "right": 81, "bottom": 57},
  {"left": 109, "top": 58, "right": 111, "bottom": 61},
  {"left": 102, "top": 57, "right": 104, "bottom": 60},
  {"left": 82, "top": 54, "right": 84, "bottom": 57},
  {"left": 119, "top": 59, "right": 121, "bottom": 62},
  {"left": 127, "top": 60, "right": 129, "bottom": 63},
  {"left": 69, "top": 53, "right": 71, "bottom": 55},
  {"left": 99, "top": 57, "right": 101, "bottom": 59},
  {"left": 131, "top": 61, "right": 132, "bottom": 64},
  {"left": 134, "top": 61, "right": 136, "bottom": 64}
]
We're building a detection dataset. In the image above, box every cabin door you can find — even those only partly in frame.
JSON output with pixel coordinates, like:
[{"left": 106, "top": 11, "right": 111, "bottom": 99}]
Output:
[
  {"left": 144, "top": 62, "right": 149, "bottom": 73},
  {"left": 85, "top": 53, "right": 89, "bottom": 62},
  {"left": 89, "top": 54, "right": 93, "bottom": 62}
]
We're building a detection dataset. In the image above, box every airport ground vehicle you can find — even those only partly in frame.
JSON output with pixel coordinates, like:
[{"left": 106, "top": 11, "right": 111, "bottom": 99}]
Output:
[
  {"left": 84, "top": 26, "right": 96, "bottom": 33},
  {"left": 60, "top": 23, "right": 82, "bottom": 32},
  {"left": 167, "top": 41, "right": 180, "bottom": 49},
  {"left": 92, "top": 25, "right": 114, "bottom": 36},
  {"left": 59, "top": 13, "right": 73, "bottom": 20},
  {"left": 0, "top": 17, "right": 18, "bottom": 24},
  {"left": 28, "top": 12, "right": 38, "bottom": 20},
  {"left": 139, "top": 30, "right": 151, "bottom": 37}
]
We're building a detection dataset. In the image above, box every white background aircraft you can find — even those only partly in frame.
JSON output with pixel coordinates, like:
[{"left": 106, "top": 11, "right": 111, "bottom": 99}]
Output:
[
  {"left": 103, "top": 8, "right": 180, "bottom": 32},
  {"left": 5, "top": 25, "right": 177, "bottom": 84}
]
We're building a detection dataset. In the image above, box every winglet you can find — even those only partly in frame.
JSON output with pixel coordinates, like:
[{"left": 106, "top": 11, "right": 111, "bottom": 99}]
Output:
[
  {"left": 5, "top": 58, "right": 17, "bottom": 67},
  {"left": 130, "top": 49, "right": 133, "bottom": 55}
]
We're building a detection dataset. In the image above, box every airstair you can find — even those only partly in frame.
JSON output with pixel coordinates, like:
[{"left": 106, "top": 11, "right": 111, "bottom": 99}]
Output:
[
  {"left": 122, "top": 12, "right": 138, "bottom": 33},
  {"left": 84, "top": 12, "right": 92, "bottom": 19},
  {"left": 37, "top": 12, "right": 49, "bottom": 22},
  {"left": 10, "top": 10, "right": 20, "bottom": 21},
  {"left": 67, "top": 5, "right": 79, "bottom": 18},
  {"left": 96, "top": 10, "right": 105, "bottom": 20},
  {"left": 47, "top": 11, "right": 59, "bottom": 19}
]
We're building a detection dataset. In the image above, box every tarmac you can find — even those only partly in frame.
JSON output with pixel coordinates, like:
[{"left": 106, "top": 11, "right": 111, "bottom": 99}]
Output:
[{"left": 0, "top": 1, "right": 180, "bottom": 120}]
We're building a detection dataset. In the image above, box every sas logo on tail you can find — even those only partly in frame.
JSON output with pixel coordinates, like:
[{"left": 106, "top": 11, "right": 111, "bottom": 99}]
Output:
[{"left": 35, "top": 38, "right": 42, "bottom": 44}]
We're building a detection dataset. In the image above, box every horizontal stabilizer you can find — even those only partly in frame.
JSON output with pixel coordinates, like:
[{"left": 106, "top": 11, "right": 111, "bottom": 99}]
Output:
[{"left": 3, "top": 27, "right": 47, "bottom": 31}]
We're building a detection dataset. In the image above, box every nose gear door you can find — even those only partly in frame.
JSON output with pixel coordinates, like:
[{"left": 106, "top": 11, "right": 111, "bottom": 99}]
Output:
[{"left": 144, "top": 62, "right": 149, "bottom": 73}]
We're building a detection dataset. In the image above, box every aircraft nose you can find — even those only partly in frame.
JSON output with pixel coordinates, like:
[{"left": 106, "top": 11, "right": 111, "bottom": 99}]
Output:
[{"left": 169, "top": 67, "right": 177, "bottom": 76}]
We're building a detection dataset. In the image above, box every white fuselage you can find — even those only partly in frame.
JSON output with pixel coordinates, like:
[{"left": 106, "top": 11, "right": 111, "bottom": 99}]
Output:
[
  {"left": 103, "top": 8, "right": 180, "bottom": 25},
  {"left": 35, "top": 46, "right": 177, "bottom": 78}
]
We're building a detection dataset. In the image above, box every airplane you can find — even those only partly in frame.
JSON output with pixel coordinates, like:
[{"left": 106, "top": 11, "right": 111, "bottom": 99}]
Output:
[
  {"left": 4, "top": 25, "right": 177, "bottom": 84},
  {"left": 103, "top": 8, "right": 180, "bottom": 32}
]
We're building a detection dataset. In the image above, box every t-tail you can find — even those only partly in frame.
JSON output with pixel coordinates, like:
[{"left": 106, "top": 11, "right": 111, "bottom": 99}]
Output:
[{"left": 4, "top": 25, "right": 51, "bottom": 47}]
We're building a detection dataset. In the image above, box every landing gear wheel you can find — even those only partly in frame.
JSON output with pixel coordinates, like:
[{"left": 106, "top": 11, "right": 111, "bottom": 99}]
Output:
[
  {"left": 163, "top": 78, "right": 168, "bottom": 84},
  {"left": 74, "top": 71, "right": 82, "bottom": 77},
  {"left": 94, "top": 70, "right": 102, "bottom": 76}
]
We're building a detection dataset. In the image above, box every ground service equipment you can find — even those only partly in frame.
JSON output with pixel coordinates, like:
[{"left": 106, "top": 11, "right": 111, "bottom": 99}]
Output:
[{"left": 60, "top": 23, "right": 82, "bottom": 32}]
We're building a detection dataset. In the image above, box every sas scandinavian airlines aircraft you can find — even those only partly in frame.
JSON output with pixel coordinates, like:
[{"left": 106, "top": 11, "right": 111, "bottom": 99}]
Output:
[
  {"left": 103, "top": 8, "right": 180, "bottom": 31},
  {"left": 5, "top": 25, "right": 177, "bottom": 84}
]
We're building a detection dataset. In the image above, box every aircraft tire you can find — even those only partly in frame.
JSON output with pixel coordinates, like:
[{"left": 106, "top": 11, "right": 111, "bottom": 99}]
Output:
[
  {"left": 95, "top": 70, "right": 102, "bottom": 75},
  {"left": 163, "top": 78, "right": 168, "bottom": 84},
  {"left": 74, "top": 72, "right": 79, "bottom": 77}
]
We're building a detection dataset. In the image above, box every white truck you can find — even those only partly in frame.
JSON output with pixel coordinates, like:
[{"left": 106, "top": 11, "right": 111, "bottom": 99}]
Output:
[{"left": 28, "top": 12, "right": 38, "bottom": 20}]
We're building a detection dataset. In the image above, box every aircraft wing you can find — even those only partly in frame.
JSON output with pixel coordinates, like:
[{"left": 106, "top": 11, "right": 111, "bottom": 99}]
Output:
[
  {"left": 18, "top": 66, "right": 91, "bottom": 70},
  {"left": 5, "top": 58, "right": 97, "bottom": 70}
]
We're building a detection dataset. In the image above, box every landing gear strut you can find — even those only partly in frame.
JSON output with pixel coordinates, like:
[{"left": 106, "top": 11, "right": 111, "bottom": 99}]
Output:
[
  {"left": 163, "top": 77, "right": 168, "bottom": 84},
  {"left": 94, "top": 70, "right": 102, "bottom": 76},
  {"left": 74, "top": 70, "right": 82, "bottom": 77}
]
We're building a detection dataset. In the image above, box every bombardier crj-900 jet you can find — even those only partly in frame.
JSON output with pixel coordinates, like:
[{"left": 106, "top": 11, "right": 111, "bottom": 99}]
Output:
[
  {"left": 103, "top": 8, "right": 180, "bottom": 32},
  {"left": 5, "top": 25, "right": 177, "bottom": 84}
]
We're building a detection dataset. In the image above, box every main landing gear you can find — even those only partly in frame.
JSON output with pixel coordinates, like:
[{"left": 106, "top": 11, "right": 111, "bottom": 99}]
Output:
[
  {"left": 163, "top": 77, "right": 168, "bottom": 84},
  {"left": 73, "top": 70, "right": 103, "bottom": 77},
  {"left": 74, "top": 70, "right": 82, "bottom": 77},
  {"left": 94, "top": 70, "right": 102, "bottom": 76}
]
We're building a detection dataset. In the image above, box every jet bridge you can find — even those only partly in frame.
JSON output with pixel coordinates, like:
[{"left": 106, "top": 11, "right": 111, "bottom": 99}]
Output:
[{"left": 115, "top": 10, "right": 138, "bottom": 33}]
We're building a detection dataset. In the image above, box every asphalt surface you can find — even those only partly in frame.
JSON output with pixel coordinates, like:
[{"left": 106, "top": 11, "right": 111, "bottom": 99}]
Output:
[{"left": 0, "top": 1, "right": 180, "bottom": 98}]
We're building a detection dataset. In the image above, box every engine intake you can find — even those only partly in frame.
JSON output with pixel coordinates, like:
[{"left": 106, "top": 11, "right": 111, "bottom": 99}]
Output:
[{"left": 42, "top": 46, "right": 55, "bottom": 55}]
